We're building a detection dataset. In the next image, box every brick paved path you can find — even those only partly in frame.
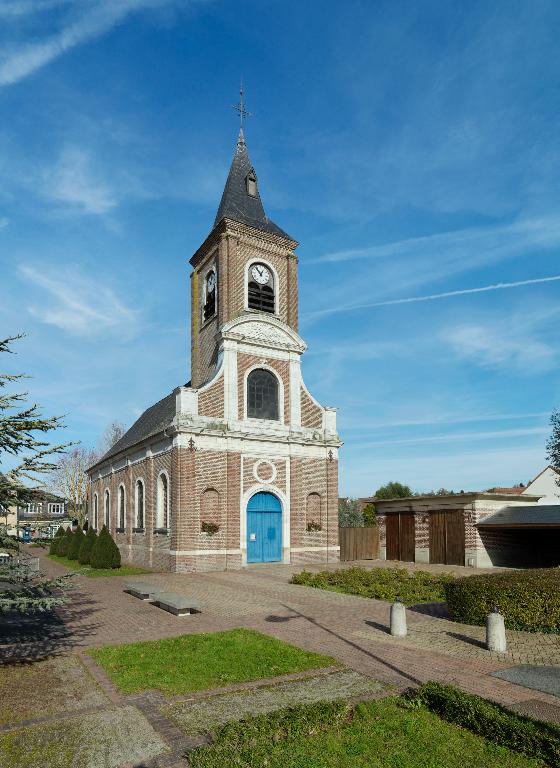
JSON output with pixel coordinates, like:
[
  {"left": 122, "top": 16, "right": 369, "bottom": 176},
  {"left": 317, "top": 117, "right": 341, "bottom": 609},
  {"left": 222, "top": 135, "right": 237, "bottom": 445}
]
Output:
[{"left": 4, "top": 553, "right": 559, "bottom": 723}]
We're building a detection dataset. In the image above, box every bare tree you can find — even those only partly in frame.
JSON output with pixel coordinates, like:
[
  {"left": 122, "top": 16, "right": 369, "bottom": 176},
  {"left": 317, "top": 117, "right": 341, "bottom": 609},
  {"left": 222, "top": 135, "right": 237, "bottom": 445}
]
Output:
[
  {"left": 51, "top": 447, "right": 97, "bottom": 525},
  {"left": 99, "top": 420, "right": 127, "bottom": 455}
]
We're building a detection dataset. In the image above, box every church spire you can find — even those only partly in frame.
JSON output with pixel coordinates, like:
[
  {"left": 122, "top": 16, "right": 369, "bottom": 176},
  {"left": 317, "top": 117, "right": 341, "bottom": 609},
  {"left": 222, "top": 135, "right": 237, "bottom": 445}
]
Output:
[{"left": 213, "top": 87, "right": 291, "bottom": 239}]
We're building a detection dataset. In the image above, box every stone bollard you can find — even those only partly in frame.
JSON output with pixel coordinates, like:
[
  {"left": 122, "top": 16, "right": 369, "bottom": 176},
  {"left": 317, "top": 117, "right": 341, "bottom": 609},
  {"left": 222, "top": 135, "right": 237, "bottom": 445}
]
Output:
[
  {"left": 390, "top": 598, "right": 407, "bottom": 637},
  {"left": 486, "top": 607, "right": 507, "bottom": 653}
]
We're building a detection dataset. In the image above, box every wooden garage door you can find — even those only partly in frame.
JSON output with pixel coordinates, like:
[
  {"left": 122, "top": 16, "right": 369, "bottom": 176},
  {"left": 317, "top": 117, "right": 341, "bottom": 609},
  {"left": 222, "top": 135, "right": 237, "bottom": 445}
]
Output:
[
  {"left": 386, "top": 513, "right": 415, "bottom": 562},
  {"left": 430, "top": 510, "right": 465, "bottom": 565}
]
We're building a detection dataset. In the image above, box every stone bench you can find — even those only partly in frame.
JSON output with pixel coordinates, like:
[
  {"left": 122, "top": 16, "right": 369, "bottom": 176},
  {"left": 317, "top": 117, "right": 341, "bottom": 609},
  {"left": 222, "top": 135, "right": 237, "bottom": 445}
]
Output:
[
  {"left": 154, "top": 592, "right": 202, "bottom": 616},
  {"left": 124, "top": 582, "right": 162, "bottom": 601}
]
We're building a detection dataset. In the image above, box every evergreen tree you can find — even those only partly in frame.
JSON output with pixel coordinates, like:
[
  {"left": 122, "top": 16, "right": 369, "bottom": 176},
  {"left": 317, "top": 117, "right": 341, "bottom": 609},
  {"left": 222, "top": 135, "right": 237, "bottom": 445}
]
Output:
[
  {"left": 0, "top": 336, "right": 69, "bottom": 510},
  {"left": 67, "top": 524, "right": 84, "bottom": 560},
  {"left": 57, "top": 527, "right": 73, "bottom": 557},
  {"left": 90, "top": 525, "right": 121, "bottom": 569},
  {"left": 546, "top": 410, "right": 560, "bottom": 489},
  {"left": 49, "top": 525, "right": 65, "bottom": 555},
  {"left": 79, "top": 526, "right": 97, "bottom": 565}
]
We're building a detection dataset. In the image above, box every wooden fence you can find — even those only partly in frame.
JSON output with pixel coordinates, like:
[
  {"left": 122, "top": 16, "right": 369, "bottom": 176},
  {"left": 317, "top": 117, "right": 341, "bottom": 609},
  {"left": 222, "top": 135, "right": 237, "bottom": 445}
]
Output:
[{"left": 338, "top": 526, "right": 379, "bottom": 562}]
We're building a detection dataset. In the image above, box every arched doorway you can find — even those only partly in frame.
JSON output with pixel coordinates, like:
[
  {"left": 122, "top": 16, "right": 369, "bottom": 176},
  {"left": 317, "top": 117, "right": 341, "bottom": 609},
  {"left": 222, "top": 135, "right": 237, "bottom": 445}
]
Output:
[{"left": 246, "top": 491, "right": 282, "bottom": 563}]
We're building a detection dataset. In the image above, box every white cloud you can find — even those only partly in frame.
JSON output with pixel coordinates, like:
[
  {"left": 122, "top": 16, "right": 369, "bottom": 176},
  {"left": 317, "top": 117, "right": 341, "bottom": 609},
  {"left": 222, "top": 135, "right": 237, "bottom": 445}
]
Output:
[
  {"left": 18, "top": 263, "right": 140, "bottom": 337},
  {"left": 0, "top": 217, "right": 9, "bottom": 230},
  {"left": 307, "top": 274, "right": 560, "bottom": 321},
  {"left": 42, "top": 146, "right": 117, "bottom": 214},
  {"left": 0, "top": 1, "right": 75, "bottom": 17},
  {"left": 0, "top": 0, "right": 187, "bottom": 87},
  {"left": 353, "top": 426, "right": 549, "bottom": 449},
  {"left": 443, "top": 308, "right": 560, "bottom": 374}
]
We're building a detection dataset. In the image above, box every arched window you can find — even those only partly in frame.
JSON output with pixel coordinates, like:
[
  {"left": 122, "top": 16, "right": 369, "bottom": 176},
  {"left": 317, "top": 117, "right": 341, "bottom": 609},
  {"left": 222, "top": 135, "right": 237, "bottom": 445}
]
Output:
[
  {"left": 156, "top": 473, "right": 169, "bottom": 530},
  {"left": 203, "top": 269, "right": 216, "bottom": 321},
  {"left": 93, "top": 493, "right": 98, "bottom": 530},
  {"left": 104, "top": 489, "right": 110, "bottom": 528},
  {"left": 306, "top": 493, "right": 322, "bottom": 531},
  {"left": 118, "top": 485, "right": 126, "bottom": 530},
  {"left": 248, "top": 262, "right": 275, "bottom": 313},
  {"left": 247, "top": 368, "right": 279, "bottom": 421},
  {"left": 135, "top": 480, "right": 144, "bottom": 530}
]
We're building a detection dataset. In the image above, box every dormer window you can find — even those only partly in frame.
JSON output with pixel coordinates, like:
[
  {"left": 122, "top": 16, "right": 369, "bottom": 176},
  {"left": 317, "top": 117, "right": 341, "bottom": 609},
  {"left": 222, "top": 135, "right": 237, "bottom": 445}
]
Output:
[
  {"left": 203, "top": 269, "right": 216, "bottom": 321},
  {"left": 246, "top": 170, "right": 257, "bottom": 197}
]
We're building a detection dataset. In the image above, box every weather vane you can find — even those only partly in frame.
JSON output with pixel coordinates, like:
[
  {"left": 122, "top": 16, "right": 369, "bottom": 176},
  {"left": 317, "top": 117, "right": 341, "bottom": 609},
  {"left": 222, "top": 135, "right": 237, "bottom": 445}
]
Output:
[{"left": 232, "top": 80, "right": 252, "bottom": 129}]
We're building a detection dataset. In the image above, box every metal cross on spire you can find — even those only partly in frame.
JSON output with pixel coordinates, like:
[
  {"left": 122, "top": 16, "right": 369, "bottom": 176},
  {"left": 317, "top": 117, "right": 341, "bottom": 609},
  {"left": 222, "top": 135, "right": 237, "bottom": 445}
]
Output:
[{"left": 232, "top": 80, "right": 252, "bottom": 129}]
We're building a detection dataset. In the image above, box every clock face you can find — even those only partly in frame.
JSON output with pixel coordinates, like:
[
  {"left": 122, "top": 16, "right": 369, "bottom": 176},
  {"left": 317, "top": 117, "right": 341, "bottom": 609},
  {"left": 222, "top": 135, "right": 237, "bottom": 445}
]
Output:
[
  {"left": 251, "top": 264, "right": 270, "bottom": 285},
  {"left": 206, "top": 271, "right": 216, "bottom": 293}
]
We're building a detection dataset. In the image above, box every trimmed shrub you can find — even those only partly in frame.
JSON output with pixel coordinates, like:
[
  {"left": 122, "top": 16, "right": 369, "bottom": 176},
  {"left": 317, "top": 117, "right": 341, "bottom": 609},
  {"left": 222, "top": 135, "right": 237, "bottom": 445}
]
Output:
[
  {"left": 67, "top": 524, "right": 84, "bottom": 560},
  {"left": 414, "top": 681, "right": 560, "bottom": 766},
  {"left": 291, "top": 566, "right": 454, "bottom": 605},
  {"left": 57, "top": 527, "right": 74, "bottom": 557},
  {"left": 444, "top": 568, "right": 560, "bottom": 632},
  {"left": 79, "top": 526, "right": 97, "bottom": 565},
  {"left": 49, "top": 526, "right": 65, "bottom": 555},
  {"left": 90, "top": 525, "right": 121, "bottom": 569}
]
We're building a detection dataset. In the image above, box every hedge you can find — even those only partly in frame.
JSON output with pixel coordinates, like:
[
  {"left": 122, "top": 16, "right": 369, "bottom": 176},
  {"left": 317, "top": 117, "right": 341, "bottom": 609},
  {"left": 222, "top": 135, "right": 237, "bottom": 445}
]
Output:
[
  {"left": 414, "top": 681, "right": 560, "bottom": 766},
  {"left": 444, "top": 568, "right": 560, "bottom": 632},
  {"left": 291, "top": 566, "right": 454, "bottom": 605},
  {"left": 79, "top": 526, "right": 97, "bottom": 565},
  {"left": 90, "top": 526, "right": 121, "bottom": 569}
]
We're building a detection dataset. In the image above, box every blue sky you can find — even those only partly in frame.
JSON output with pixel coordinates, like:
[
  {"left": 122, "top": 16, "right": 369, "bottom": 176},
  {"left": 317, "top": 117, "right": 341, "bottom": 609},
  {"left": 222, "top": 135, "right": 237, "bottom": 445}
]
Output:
[{"left": 1, "top": 0, "right": 559, "bottom": 497}]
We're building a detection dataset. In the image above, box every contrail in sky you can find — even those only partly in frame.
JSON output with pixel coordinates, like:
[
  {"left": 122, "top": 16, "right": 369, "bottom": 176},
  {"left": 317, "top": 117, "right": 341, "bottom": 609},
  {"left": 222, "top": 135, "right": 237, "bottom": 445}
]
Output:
[{"left": 309, "top": 274, "right": 560, "bottom": 319}]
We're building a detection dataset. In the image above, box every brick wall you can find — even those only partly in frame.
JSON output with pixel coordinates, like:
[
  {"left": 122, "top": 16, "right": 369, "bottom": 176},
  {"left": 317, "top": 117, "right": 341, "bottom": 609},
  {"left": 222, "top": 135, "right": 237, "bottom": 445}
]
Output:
[
  {"left": 190, "top": 220, "right": 298, "bottom": 387},
  {"left": 198, "top": 372, "right": 225, "bottom": 418},
  {"left": 300, "top": 387, "right": 323, "bottom": 429}
]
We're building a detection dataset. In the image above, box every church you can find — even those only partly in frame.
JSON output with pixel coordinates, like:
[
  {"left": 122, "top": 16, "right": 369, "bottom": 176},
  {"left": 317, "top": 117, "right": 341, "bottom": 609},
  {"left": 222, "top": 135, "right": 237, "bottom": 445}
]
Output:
[{"left": 87, "top": 125, "right": 341, "bottom": 572}]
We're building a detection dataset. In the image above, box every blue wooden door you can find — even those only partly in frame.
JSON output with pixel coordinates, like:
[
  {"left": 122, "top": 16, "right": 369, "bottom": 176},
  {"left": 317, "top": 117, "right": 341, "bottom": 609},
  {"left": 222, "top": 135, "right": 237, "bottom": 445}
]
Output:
[{"left": 246, "top": 492, "right": 282, "bottom": 563}]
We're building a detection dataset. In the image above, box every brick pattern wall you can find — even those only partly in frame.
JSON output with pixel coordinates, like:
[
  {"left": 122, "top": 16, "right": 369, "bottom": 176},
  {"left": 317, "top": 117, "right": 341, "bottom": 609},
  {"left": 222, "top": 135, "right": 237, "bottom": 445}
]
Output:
[
  {"left": 221, "top": 225, "right": 297, "bottom": 330},
  {"left": 300, "top": 387, "right": 323, "bottom": 429},
  {"left": 89, "top": 450, "right": 174, "bottom": 570},
  {"left": 237, "top": 353, "right": 290, "bottom": 424},
  {"left": 289, "top": 456, "right": 339, "bottom": 565},
  {"left": 242, "top": 457, "right": 287, "bottom": 495},
  {"left": 190, "top": 220, "right": 298, "bottom": 387},
  {"left": 415, "top": 515, "right": 430, "bottom": 548},
  {"left": 198, "top": 372, "right": 225, "bottom": 418}
]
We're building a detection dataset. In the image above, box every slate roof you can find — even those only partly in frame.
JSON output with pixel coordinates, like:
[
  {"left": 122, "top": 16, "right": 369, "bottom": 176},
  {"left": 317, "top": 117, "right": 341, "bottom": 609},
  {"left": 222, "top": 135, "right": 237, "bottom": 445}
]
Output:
[
  {"left": 214, "top": 129, "right": 292, "bottom": 240},
  {"left": 477, "top": 505, "right": 560, "bottom": 527},
  {"left": 96, "top": 388, "right": 180, "bottom": 465}
]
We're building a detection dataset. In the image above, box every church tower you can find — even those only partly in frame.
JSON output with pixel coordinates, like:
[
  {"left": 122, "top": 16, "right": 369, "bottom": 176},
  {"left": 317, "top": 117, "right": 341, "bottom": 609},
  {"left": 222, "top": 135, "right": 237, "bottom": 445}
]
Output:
[
  {"left": 87, "top": 119, "right": 341, "bottom": 572},
  {"left": 190, "top": 127, "right": 299, "bottom": 388}
]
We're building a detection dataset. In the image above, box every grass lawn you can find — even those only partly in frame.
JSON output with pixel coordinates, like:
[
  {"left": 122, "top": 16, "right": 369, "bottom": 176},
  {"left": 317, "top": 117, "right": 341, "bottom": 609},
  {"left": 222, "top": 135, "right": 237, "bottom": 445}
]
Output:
[
  {"left": 48, "top": 553, "right": 151, "bottom": 578},
  {"left": 188, "top": 698, "right": 545, "bottom": 768},
  {"left": 88, "top": 629, "right": 337, "bottom": 695},
  {"left": 291, "top": 566, "right": 454, "bottom": 605}
]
